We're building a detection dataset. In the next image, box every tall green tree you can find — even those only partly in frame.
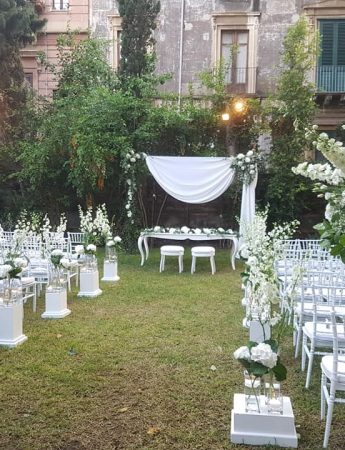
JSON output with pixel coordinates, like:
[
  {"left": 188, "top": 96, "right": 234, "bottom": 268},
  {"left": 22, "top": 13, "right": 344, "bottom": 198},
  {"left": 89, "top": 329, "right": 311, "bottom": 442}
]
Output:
[
  {"left": 118, "top": 0, "right": 160, "bottom": 78},
  {"left": 265, "top": 16, "right": 320, "bottom": 223}
]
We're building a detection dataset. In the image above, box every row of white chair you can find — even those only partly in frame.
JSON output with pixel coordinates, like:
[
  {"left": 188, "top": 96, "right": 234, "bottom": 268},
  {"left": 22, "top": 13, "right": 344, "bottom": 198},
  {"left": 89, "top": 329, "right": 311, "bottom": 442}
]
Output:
[{"left": 276, "top": 240, "right": 345, "bottom": 448}]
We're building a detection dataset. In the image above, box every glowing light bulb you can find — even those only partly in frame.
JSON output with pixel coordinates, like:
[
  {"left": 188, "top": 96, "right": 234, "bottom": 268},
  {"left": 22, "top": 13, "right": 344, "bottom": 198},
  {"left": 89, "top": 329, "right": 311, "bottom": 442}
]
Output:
[
  {"left": 233, "top": 100, "right": 245, "bottom": 113},
  {"left": 222, "top": 112, "right": 230, "bottom": 121}
]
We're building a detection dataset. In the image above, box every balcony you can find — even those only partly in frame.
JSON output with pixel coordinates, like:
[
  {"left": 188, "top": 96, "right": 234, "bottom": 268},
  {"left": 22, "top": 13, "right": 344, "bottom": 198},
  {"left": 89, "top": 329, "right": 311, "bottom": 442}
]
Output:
[
  {"left": 316, "top": 65, "right": 345, "bottom": 93},
  {"left": 225, "top": 67, "right": 257, "bottom": 95}
]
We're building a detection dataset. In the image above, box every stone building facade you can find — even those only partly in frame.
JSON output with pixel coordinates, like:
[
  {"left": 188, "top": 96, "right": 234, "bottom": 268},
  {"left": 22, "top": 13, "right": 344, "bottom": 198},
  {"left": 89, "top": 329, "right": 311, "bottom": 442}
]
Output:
[
  {"left": 22, "top": 0, "right": 345, "bottom": 129},
  {"left": 105, "top": 0, "right": 345, "bottom": 130},
  {"left": 20, "top": 0, "right": 89, "bottom": 97}
]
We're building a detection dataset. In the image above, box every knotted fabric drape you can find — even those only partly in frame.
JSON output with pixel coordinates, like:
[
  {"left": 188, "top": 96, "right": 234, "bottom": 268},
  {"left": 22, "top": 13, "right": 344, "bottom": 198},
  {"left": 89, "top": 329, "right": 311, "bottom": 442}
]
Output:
[
  {"left": 145, "top": 156, "right": 256, "bottom": 241},
  {"left": 146, "top": 156, "right": 235, "bottom": 204}
]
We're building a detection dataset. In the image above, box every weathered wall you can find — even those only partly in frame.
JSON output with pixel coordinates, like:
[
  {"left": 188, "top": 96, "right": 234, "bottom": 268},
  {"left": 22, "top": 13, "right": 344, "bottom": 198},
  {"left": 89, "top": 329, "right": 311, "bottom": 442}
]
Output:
[{"left": 90, "top": 0, "right": 325, "bottom": 97}]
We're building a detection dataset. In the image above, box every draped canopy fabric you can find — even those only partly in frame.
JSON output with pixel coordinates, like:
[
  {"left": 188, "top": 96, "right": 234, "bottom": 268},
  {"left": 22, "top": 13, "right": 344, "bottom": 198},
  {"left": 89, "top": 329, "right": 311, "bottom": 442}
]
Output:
[
  {"left": 146, "top": 156, "right": 235, "bottom": 204},
  {"left": 145, "top": 155, "right": 256, "bottom": 243}
]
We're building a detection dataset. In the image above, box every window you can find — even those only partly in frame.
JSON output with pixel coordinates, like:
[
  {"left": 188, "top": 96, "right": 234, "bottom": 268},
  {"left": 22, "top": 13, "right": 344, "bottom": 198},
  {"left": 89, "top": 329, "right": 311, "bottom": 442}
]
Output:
[
  {"left": 221, "top": 30, "right": 249, "bottom": 86},
  {"left": 304, "top": 1, "right": 345, "bottom": 93},
  {"left": 317, "top": 19, "right": 345, "bottom": 92},
  {"left": 108, "top": 15, "right": 122, "bottom": 70},
  {"left": 212, "top": 12, "right": 259, "bottom": 94},
  {"left": 53, "top": 0, "right": 68, "bottom": 10},
  {"left": 24, "top": 73, "right": 33, "bottom": 88}
]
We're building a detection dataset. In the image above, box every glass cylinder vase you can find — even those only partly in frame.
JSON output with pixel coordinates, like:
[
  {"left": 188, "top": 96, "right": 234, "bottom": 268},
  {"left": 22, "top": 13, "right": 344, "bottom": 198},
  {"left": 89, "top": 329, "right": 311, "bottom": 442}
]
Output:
[
  {"left": 105, "top": 245, "right": 117, "bottom": 263},
  {"left": 47, "top": 266, "right": 66, "bottom": 292},
  {"left": 1, "top": 277, "right": 23, "bottom": 305},
  {"left": 81, "top": 254, "right": 97, "bottom": 272},
  {"left": 265, "top": 376, "right": 283, "bottom": 415},
  {"left": 244, "top": 370, "right": 261, "bottom": 413}
]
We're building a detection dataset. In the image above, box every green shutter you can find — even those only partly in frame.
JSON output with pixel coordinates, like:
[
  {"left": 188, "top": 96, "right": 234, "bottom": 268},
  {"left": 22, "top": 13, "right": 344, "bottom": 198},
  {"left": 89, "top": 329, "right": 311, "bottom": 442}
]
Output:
[
  {"left": 320, "top": 21, "right": 335, "bottom": 66},
  {"left": 337, "top": 21, "right": 345, "bottom": 65}
]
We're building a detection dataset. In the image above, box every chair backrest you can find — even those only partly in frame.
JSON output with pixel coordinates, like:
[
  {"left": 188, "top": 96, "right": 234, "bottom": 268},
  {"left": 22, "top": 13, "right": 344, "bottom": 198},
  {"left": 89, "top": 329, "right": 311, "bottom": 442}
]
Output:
[
  {"left": 67, "top": 232, "right": 85, "bottom": 253},
  {"left": 330, "top": 309, "right": 345, "bottom": 382}
]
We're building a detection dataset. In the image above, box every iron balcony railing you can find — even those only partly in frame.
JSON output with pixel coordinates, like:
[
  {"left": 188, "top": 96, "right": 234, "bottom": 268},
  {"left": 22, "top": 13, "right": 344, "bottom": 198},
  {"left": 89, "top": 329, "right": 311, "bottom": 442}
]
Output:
[
  {"left": 224, "top": 67, "right": 257, "bottom": 94},
  {"left": 316, "top": 65, "right": 345, "bottom": 93}
]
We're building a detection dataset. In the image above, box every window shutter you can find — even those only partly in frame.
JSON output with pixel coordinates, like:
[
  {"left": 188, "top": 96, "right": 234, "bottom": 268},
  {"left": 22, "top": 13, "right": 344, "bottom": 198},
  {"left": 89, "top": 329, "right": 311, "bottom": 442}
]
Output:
[
  {"left": 337, "top": 21, "right": 345, "bottom": 65},
  {"left": 320, "top": 21, "right": 335, "bottom": 66}
]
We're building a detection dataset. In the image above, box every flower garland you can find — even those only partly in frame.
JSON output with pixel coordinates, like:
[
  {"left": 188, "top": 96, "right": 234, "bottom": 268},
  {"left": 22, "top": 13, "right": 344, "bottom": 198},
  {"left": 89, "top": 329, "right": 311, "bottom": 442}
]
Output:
[
  {"left": 141, "top": 226, "right": 236, "bottom": 236},
  {"left": 122, "top": 150, "right": 146, "bottom": 224},
  {"left": 230, "top": 150, "right": 261, "bottom": 185}
]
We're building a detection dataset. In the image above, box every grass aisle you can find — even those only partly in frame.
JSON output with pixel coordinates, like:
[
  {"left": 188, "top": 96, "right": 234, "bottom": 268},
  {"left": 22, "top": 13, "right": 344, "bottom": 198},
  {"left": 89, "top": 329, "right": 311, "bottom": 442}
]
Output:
[{"left": 0, "top": 249, "right": 344, "bottom": 450}]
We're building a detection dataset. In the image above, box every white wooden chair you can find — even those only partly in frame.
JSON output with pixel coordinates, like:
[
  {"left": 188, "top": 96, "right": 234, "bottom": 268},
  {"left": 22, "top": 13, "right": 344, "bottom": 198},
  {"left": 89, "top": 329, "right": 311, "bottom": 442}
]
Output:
[
  {"left": 302, "top": 285, "right": 345, "bottom": 389},
  {"left": 320, "top": 310, "right": 345, "bottom": 448}
]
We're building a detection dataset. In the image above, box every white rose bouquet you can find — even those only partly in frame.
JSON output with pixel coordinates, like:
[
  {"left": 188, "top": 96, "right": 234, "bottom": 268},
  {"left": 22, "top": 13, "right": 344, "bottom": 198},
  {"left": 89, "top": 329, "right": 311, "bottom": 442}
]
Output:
[
  {"left": 233, "top": 339, "right": 287, "bottom": 381},
  {"left": 230, "top": 149, "right": 261, "bottom": 185}
]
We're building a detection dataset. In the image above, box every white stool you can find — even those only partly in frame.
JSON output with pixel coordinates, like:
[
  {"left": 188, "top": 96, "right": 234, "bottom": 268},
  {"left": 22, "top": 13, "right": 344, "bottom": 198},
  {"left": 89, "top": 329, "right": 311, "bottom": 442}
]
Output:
[
  {"left": 160, "top": 245, "right": 184, "bottom": 273},
  {"left": 191, "top": 246, "right": 216, "bottom": 275}
]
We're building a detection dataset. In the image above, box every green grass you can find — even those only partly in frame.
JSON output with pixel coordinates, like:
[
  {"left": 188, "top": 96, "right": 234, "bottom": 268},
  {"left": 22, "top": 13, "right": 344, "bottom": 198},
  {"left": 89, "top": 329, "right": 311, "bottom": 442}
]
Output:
[{"left": 0, "top": 248, "right": 344, "bottom": 450}]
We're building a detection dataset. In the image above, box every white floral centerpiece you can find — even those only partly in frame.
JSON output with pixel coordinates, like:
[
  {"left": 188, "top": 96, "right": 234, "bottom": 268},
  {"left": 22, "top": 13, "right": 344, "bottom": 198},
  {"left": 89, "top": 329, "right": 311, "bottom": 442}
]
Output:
[
  {"left": 142, "top": 226, "right": 236, "bottom": 236},
  {"left": 230, "top": 149, "right": 261, "bottom": 185},
  {"left": 240, "top": 209, "right": 299, "bottom": 336},
  {"left": 78, "top": 204, "right": 112, "bottom": 246},
  {"left": 105, "top": 236, "right": 122, "bottom": 262},
  {"left": 292, "top": 125, "right": 345, "bottom": 262},
  {"left": 234, "top": 339, "right": 287, "bottom": 413},
  {"left": 0, "top": 256, "right": 27, "bottom": 304}
]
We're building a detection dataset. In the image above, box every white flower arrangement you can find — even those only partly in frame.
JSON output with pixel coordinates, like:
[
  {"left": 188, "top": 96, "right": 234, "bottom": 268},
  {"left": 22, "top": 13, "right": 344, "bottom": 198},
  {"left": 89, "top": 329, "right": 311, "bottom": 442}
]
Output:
[
  {"left": 230, "top": 149, "right": 261, "bottom": 185},
  {"left": 86, "top": 244, "right": 97, "bottom": 254},
  {"left": 78, "top": 204, "right": 112, "bottom": 245},
  {"left": 75, "top": 245, "right": 85, "bottom": 255},
  {"left": 234, "top": 340, "right": 287, "bottom": 381},
  {"left": 142, "top": 226, "right": 236, "bottom": 236},
  {"left": 293, "top": 125, "right": 345, "bottom": 261},
  {"left": 106, "top": 236, "right": 122, "bottom": 247},
  {"left": 240, "top": 210, "right": 299, "bottom": 326}
]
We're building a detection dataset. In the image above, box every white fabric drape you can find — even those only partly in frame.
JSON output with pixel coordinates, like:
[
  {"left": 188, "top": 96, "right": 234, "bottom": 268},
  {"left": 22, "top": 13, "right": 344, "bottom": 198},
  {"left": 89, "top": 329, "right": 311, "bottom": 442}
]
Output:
[
  {"left": 146, "top": 156, "right": 235, "bottom": 204},
  {"left": 238, "top": 171, "right": 258, "bottom": 249},
  {"left": 145, "top": 155, "right": 256, "bottom": 241}
]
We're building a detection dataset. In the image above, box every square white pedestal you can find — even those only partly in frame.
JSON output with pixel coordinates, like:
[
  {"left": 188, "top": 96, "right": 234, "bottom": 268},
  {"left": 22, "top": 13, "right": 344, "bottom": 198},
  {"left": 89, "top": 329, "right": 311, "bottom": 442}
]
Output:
[
  {"left": 230, "top": 394, "right": 298, "bottom": 448},
  {"left": 78, "top": 270, "right": 102, "bottom": 297},
  {"left": 42, "top": 289, "right": 71, "bottom": 319},
  {"left": 0, "top": 301, "right": 27, "bottom": 347},
  {"left": 101, "top": 261, "right": 120, "bottom": 282}
]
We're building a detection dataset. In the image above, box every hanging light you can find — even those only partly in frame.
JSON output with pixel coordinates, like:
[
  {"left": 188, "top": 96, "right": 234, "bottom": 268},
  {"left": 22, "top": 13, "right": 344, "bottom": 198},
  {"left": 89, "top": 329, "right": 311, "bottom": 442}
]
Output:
[
  {"left": 233, "top": 99, "right": 245, "bottom": 113},
  {"left": 222, "top": 112, "right": 230, "bottom": 121}
]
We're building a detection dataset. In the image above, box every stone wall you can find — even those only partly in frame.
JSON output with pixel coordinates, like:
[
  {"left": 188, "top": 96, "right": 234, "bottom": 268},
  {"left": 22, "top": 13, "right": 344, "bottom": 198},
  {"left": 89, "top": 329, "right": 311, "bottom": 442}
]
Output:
[{"left": 90, "top": 0, "right": 325, "bottom": 98}]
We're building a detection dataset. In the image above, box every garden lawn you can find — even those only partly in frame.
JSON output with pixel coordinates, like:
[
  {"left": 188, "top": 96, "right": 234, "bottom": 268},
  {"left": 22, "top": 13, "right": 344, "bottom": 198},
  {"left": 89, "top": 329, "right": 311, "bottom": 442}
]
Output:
[{"left": 0, "top": 248, "right": 344, "bottom": 450}]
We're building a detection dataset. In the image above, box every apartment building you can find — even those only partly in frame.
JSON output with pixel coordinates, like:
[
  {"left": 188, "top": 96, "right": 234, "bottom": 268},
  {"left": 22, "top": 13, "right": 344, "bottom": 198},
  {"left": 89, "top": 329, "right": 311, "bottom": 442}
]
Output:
[
  {"left": 21, "top": 0, "right": 89, "bottom": 97},
  {"left": 22, "top": 0, "right": 345, "bottom": 130}
]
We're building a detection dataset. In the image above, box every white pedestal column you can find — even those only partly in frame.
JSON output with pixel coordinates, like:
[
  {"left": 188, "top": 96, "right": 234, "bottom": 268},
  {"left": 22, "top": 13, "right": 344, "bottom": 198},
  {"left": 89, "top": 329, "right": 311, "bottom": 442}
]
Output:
[
  {"left": 230, "top": 394, "right": 298, "bottom": 448},
  {"left": 42, "top": 288, "right": 71, "bottom": 319},
  {"left": 0, "top": 301, "right": 27, "bottom": 347},
  {"left": 102, "top": 260, "right": 120, "bottom": 282},
  {"left": 78, "top": 270, "right": 102, "bottom": 297}
]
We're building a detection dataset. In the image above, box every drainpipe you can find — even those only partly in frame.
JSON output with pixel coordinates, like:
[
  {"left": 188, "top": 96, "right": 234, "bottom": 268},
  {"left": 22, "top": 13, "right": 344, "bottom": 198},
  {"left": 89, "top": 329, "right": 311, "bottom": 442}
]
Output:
[{"left": 178, "top": 0, "right": 185, "bottom": 110}]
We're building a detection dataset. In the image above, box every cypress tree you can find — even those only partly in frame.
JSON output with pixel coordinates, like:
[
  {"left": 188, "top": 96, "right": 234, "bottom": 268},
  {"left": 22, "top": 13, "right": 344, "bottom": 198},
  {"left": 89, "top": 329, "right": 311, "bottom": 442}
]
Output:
[{"left": 118, "top": 0, "right": 160, "bottom": 77}]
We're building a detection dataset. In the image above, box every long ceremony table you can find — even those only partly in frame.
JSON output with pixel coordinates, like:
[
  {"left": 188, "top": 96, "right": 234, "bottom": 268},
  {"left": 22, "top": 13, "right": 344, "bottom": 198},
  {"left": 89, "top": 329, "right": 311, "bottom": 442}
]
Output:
[{"left": 138, "top": 231, "right": 239, "bottom": 269}]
